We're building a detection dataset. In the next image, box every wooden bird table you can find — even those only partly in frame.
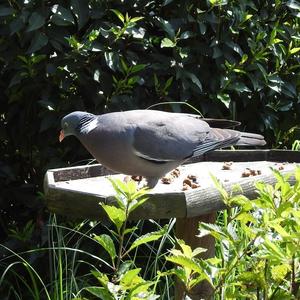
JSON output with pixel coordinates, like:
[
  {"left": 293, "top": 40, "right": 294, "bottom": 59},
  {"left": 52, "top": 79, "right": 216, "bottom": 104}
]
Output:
[{"left": 44, "top": 150, "right": 300, "bottom": 299}]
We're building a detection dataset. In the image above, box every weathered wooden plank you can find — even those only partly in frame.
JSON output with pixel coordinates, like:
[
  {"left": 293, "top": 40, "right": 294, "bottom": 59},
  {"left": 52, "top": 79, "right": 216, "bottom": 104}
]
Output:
[
  {"left": 185, "top": 169, "right": 296, "bottom": 217},
  {"left": 190, "top": 149, "right": 300, "bottom": 163},
  {"left": 44, "top": 150, "right": 300, "bottom": 220},
  {"left": 45, "top": 170, "right": 186, "bottom": 220}
]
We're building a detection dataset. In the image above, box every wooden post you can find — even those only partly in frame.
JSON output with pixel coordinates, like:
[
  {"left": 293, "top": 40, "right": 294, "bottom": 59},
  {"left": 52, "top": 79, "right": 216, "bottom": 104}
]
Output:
[{"left": 175, "top": 212, "right": 216, "bottom": 300}]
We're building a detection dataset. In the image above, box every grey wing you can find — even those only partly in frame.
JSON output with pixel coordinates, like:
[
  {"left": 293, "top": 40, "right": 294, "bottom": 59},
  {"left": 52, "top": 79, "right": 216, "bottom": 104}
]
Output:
[
  {"left": 132, "top": 119, "right": 241, "bottom": 162},
  {"left": 132, "top": 116, "right": 210, "bottom": 162}
]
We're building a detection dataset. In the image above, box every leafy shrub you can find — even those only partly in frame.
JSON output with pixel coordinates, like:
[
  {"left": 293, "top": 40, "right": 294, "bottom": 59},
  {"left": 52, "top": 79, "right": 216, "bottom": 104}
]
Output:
[{"left": 0, "top": 0, "right": 299, "bottom": 285}]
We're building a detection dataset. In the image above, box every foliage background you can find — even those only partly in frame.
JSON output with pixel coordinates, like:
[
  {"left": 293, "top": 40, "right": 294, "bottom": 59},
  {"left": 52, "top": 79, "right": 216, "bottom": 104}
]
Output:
[{"left": 0, "top": 0, "right": 299, "bottom": 257}]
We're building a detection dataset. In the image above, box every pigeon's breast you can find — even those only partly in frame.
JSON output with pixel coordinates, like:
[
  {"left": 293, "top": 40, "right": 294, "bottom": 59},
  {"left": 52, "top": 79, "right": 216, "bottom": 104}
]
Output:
[{"left": 78, "top": 125, "right": 180, "bottom": 177}]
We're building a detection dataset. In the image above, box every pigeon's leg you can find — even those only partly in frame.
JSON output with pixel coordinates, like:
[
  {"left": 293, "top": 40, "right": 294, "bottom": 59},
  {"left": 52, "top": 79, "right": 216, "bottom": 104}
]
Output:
[{"left": 145, "top": 177, "right": 159, "bottom": 189}]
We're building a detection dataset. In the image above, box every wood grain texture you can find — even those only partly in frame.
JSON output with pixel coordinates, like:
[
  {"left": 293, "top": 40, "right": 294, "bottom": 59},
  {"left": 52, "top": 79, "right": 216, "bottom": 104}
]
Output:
[
  {"left": 44, "top": 150, "right": 299, "bottom": 220},
  {"left": 175, "top": 213, "right": 216, "bottom": 300},
  {"left": 185, "top": 169, "right": 296, "bottom": 217}
]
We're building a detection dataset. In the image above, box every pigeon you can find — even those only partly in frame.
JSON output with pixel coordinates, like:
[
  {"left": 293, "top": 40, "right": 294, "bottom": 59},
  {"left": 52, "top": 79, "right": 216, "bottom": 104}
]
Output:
[{"left": 59, "top": 110, "right": 266, "bottom": 187}]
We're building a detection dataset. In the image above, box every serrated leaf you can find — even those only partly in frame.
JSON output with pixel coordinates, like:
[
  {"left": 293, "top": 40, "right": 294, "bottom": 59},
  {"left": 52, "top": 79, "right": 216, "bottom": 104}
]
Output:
[
  {"left": 128, "top": 196, "right": 148, "bottom": 214},
  {"left": 94, "top": 234, "right": 116, "bottom": 262},
  {"left": 27, "top": 32, "right": 48, "bottom": 53},
  {"left": 27, "top": 12, "right": 45, "bottom": 32},
  {"left": 100, "top": 204, "right": 126, "bottom": 232},
  {"left": 271, "top": 264, "right": 291, "bottom": 282},
  {"left": 120, "top": 268, "right": 143, "bottom": 290},
  {"left": 166, "top": 255, "right": 204, "bottom": 274},
  {"left": 128, "top": 227, "right": 166, "bottom": 252},
  {"left": 91, "top": 270, "right": 109, "bottom": 287},
  {"left": 85, "top": 287, "right": 114, "bottom": 300}
]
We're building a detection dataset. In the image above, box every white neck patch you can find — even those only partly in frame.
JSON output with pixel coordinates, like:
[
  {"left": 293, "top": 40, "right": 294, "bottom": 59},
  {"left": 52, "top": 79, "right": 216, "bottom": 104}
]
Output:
[{"left": 80, "top": 118, "right": 98, "bottom": 134}]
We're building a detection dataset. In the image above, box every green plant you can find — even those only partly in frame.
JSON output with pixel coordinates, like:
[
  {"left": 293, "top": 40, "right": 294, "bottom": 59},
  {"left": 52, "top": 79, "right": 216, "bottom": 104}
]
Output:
[
  {"left": 195, "top": 169, "right": 300, "bottom": 299},
  {"left": 74, "top": 178, "right": 168, "bottom": 299}
]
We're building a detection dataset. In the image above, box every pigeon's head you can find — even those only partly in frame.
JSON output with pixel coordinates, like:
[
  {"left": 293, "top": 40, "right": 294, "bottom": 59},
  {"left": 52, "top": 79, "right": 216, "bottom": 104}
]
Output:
[{"left": 59, "top": 111, "right": 96, "bottom": 142}]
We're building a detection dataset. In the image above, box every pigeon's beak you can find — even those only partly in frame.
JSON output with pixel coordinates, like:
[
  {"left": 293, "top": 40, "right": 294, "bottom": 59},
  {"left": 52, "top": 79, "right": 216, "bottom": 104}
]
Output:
[{"left": 59, "top": 130, "right": 65, "bottom": 142}]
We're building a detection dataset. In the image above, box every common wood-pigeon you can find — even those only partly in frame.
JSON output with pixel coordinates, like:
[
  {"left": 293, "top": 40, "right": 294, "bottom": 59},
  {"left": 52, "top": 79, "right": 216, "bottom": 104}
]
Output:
[{"left": 59, "top": 110, "right": 266, "bottom": 187}]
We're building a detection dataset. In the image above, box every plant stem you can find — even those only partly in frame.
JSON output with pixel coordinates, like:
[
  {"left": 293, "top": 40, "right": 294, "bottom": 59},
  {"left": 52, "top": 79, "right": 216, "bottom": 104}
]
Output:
[{"left": 115, "top": 206, "right": 129, "bottom": 271}]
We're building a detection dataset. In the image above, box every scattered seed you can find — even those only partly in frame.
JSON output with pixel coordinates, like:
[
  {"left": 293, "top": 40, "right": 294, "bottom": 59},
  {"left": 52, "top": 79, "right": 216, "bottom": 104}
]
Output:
[
  {"left": 161, "top": 176, "right": 172, "bottom": 184},
  {"left": 182, "top": 183, "right": 191, "bottom": 191},
  {"left": 183, "top": 178, "right": 192, "bottom": 186},
  {"left": 242, "top": 168, "right": 262, "bottom": 177},
  {"left": 222, "top": 161, "right": 233, "bottom": 170},
  {"left": 191, "top": 182, "right": 200, "bottom": 189},
  {"left": 187, "top": 174, "right": 197, "bottom": 182}
]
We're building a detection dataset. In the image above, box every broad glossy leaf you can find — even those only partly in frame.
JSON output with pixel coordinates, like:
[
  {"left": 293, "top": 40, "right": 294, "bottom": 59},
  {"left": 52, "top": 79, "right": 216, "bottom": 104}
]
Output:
[
  {"left": 71, "top": 0, "right": 89, "bottom": 29},
  {"left": 0, "top": 6, "right": 14, "bottom": 16},
  {"left": 27, "top": 32, "right": 48, "bottom": 53},
  {"left": 27, "top": 12, "right": 45, "bottom": 32},
  {"left": 156, "top": 17, "right": 175, "bottom": 39},
  {"left": 161, "top": 37, "right": 176, "bottom": 48},
  {"left": 51, "top": 5, "right": 74, "bottom": 26}
]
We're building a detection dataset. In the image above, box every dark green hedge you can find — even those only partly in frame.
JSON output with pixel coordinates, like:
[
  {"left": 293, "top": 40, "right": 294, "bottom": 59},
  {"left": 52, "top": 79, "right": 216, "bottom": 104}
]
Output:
[{"left": 0, "top": 0, "right": 300, "bottom": 236}]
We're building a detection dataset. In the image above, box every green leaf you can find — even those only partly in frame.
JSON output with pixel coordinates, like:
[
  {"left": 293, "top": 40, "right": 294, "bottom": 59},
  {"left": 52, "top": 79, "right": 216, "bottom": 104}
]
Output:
[
  {"left": 104, "top": 51, "right": 119, "bottom": 71},
  {"left": 85, "top": 287, "right": 114, "bottom": 300},
  {"left": 120, "top": 268, "right": 143, "bottom": 290},
  {"left": 9, "top": 16, "right": 25, "bottom": 35},
  {"left": 128, "top": 196, "right": 148, "bottom": 214},
  {"left": 94, "top": 234, "right": 116, "bottom": 263},
  {"left": 100, "top": 204, "right": 126, "bottom": 233},
  {"left": 184, "top": 71, "right": 202, "bottom": 91},
  {"left": 117, "top": 261, "right": 133, "bottom": 278},
  {"left": 130, "top": 64, "right": 147, "bottom": 74},
  {"left": 111, "top": 9, "right": 124, "bottom": 23},
  {"left": 91, "top": 270, "right": 109, "bottom": 287},
  {"left": 289, "top": 47, "right": 300, "bottom": 54},
  {"left": 27, "top": 12, "right": 45, "bottom": 32},
  {"left": 228, "top": 82, "right": 251, "bottom": 93},
  {"left": 71, "top": 0, "right": 89, "bottom": 29},
  {"left": 128, "top": 227, "right": 166, "bottom": 252},
  {"left": 161, "top": 38, "right": 176, "bottom": 48},
  {"left": 130, "top": 16, "right": 144, "bottom": 23},
  {"left": 27, "top": 32, "right": 48, "bottom": 53},
  {"left": 0, "top": 6, "right": 14, "bottom": 16},
  {"left": 271, "top": 264, "right": 291, "bottom": 282},
  {"left": 156, "top": 17, "right": 175, "bottom": 39},
  {"left": 166, "top": 255, "right": 204, "bottom": 275},
  {"left": 51, "top": 5, "right": 74, "bottom": 26},
  {"left": 217, "top": 93, "right": 231, "bottom": 108},
  {"left": 286, "top": 0, "right": 300, "bottom": 10}
]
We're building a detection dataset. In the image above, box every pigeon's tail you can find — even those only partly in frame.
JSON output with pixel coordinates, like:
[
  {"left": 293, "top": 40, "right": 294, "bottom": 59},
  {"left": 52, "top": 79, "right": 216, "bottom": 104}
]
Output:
[{"left": 236, "top": 132, "right": 266, "bottom": 146}]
